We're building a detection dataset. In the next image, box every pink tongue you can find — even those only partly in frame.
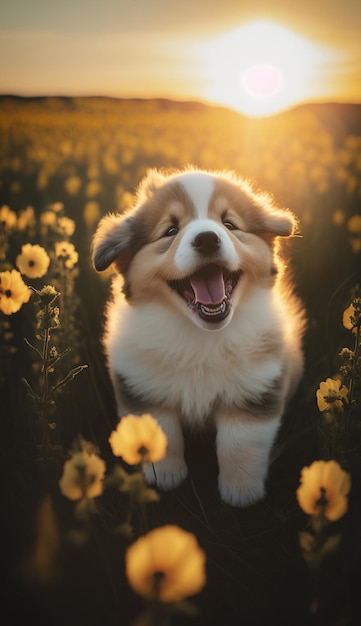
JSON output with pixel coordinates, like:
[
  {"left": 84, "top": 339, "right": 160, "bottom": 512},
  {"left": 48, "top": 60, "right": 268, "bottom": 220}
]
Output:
[{"left": 189, "top": 266, "right": 225, "bottom": 305}]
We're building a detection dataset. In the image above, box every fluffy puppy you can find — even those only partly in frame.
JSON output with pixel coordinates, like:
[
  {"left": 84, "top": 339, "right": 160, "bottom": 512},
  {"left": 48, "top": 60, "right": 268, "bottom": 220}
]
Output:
[{"left": 92, "top": 167, "right": 305, "bottom": 506}]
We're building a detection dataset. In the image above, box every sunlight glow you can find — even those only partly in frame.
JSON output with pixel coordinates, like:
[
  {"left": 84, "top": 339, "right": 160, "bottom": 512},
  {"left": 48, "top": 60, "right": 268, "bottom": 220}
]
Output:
[
  {"left": 242, "top": 64, "right": 283, "bottom": 98},
  {"left": 199, "top": 21, "right": 341, "bottom": 117}
]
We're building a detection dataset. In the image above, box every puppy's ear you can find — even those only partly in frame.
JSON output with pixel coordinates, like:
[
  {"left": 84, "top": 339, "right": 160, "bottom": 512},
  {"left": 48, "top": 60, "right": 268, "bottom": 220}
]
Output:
[
  {"left": 249, "top": 192, "right": 298, "bottom": 238},
  {"left": 92, "top": 213, "right": 137, "bottom": 273},
  {"left": 261, "top": 209, "right": 298, "bottom": 237}
]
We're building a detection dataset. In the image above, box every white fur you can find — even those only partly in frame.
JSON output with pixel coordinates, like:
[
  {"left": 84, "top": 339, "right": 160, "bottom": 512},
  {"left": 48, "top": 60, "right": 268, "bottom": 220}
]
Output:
[
  {"left": 107, "top": 291, "right": 286, "bottom": 424},
  {"left": 216, "top": 417, "right": 281, "bottom": 507},
  {"left": 178, "top": 171, "right": 215, "bottom": 219},
  {"left": 174, "top": 218, "right": 239, "bottom": 273},
  {"left": 93, "top": 168, "right": 305, "bottom": 507}
]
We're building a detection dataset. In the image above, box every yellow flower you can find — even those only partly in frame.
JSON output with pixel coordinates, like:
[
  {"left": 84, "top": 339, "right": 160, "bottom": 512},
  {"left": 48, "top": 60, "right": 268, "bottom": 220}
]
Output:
[
  {"left": 109, "top": 414, "right": 167, "bottom": 465},
  {"left": 296, "top": 460, "right": 351, "bottom": 521},
  {"left": 348, "top": 215, "right": 361, "bottom": 253},
  {"left": 83, "top": 201, "right": 101, "bottom": 229},
  {"left": 85, "top": 179, "right": 102, "bottom": 198},
  {"left": 0, "top": 270, "right": 31, "bottom": 314},
  {"left": 0, "top": 204, "right": 17, "bottom": 229},
  {"left": 125, "top": 525, "right": 206, "bottom": 602},
  {"left": 51, "top": 202, "right": 64, "bottom": 213},
  {"left": 343, "top": 304, "right": 355, "bottom": 331},
  {"left": 37, "top": 284, "right": 59, "bottom": 305},
  {"left": 40, "top": 210, "right": 57, "bottom": 227},
  {"left": 57, "top": 216, "right": 76, "bottom": 237},
  {"left": 59, "top": 450, "right": 106, "bottom": 501},
  {"left": 16, "top": 243, "right": 50, "bottom": 279},
  {"left": 350, "top": 237, "right": 361, "bottom": 254},
  {"left": 17, "top": 206, "right": 36, "bottom": 231},
  {"left": 64, "top": 175, "right": 82, "bottom": 196},
  {"left": 332, "top": 210, "right": 345, "bottom": 226},
  {"left": 54, "top": 241, "right": 79, "bottom": 269},
  {"left": 316, "top": 378, "right": 348, "bottom": 412},
  {"left": 343, "top": 302, "right": 361, "bottom": 332},
  {"left": 347, "top": 214, "right": 361, "bottom": 235}
]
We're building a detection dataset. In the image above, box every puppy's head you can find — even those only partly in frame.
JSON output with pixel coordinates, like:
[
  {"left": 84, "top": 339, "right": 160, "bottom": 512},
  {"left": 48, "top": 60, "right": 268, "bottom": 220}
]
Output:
[{"left": 92, "top": 168, "right": 297, "bottom": 331}]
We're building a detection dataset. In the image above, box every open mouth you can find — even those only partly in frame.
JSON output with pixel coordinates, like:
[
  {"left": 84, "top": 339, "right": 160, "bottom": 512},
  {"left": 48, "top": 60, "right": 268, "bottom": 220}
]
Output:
[{"left": 168, "top": 264, "right": 242, "bottom": 323}]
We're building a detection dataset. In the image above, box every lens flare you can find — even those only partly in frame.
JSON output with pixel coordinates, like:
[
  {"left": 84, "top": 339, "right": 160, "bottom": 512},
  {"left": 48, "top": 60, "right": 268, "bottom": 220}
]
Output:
[
  {"left": 199, "top": 21, "right": 340, "bottom": 117},
  {"left": 242, "top": 64, "right": 283, "bottom": 98}
]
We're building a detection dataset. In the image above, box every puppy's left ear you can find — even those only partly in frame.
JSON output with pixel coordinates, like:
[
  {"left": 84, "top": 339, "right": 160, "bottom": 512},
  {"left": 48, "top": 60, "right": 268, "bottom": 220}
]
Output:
[
  {"left": 261, "top": 208, "right": 298, "bottom": 237},
  {"left": 92, "top": 213, "right": 137, "bottom": 273}
]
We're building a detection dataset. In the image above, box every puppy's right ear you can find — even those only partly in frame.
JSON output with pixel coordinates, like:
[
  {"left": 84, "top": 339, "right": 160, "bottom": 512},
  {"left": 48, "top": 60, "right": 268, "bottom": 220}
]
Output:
[{"left": 92, "top": 213, "right": 136, "bottom": 273}]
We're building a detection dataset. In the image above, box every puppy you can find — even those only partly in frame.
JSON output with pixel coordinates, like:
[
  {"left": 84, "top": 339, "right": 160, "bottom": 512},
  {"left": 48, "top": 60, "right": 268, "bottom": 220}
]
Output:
[{"left": 92, "top": 167, "right": 305, "bottom": 506}]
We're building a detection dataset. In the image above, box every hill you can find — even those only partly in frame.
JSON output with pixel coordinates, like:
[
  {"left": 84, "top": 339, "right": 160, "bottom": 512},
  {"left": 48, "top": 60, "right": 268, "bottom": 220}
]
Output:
[{"left": 1, "top": 92, "right": 360, "bottom": 130}]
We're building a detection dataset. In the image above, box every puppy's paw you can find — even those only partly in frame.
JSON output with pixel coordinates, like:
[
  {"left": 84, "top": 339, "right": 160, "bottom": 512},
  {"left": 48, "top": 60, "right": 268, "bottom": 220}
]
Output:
[
  {"left": 218, "top": 476, "right": 266, "bottom": 507},
  {"left": 144, "top": 457, "right": 188, "bottom": 491}
]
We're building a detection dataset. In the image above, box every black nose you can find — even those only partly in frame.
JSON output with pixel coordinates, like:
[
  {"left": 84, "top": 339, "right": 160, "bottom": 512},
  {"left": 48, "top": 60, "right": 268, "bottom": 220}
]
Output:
[{"left": 192, "top": 231, "right": 221, "bottom": 255}]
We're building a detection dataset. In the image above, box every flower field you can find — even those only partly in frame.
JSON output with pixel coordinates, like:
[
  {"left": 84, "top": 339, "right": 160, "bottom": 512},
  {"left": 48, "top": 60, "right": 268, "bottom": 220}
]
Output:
[{"left": 1, "top": 95, "right": 361, "bottom": 626}]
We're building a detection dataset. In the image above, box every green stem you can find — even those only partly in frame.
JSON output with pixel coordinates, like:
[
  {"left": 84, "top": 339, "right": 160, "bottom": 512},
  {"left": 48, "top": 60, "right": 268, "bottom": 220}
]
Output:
[
  {"left": 41, "top": 302, "right": 51, "bottom": 459},
  {"left": 61, "top": 264, "right": 68, "bottom": 338},
  {"left": 345, "top": 322, "right": 360, "bottom": 451},
  {"left": 331, "top": 414, "right": 337, "bottom": 459}
]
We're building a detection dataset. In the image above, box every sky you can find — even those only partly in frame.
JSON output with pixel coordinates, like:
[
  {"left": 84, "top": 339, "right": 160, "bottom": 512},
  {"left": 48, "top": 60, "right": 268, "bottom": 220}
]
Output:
[{"left": 1, "top": 0, "right": 361, "bottom": 116}]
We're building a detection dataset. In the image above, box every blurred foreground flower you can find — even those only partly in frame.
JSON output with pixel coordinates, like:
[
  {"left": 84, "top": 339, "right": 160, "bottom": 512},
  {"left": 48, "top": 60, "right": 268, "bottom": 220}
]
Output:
[
  {"left": 126, "top": 525, "right": 206, "bottom": 602},
  {"left": 59, "top": 445, "right": 106, "bottom": 501},
  {"left": 22, "top": 494, "right": 60, "bottom": 584},
  {"left": 109, "top": 414, "right": 167, "bottom": 465},
  {"left": 296, "top": 460, "right": 351, "bottom": 521},
  {"left": 16, "top": 243, "right": 50, "bottom": 279},
  {"left": 0, "top": 269, "right": 31, "bottom": 314},
  {"left": 316, "top": 377, "right": 348, "bottom": 412}
]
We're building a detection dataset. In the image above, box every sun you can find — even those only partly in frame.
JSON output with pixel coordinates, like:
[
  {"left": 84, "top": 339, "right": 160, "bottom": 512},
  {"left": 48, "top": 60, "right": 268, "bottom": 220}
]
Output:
[
  {"left": 199, "top": 21, "right": 340, "bottom": 117},
  {"left": 242, "top": 64, "right": 283, "bottom": 98}
]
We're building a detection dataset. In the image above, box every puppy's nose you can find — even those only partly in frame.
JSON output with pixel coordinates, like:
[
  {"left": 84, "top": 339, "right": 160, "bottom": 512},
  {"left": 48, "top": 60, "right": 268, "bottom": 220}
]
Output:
[{"left": 192, "top": 231, "right": 221, "bottom": 255}]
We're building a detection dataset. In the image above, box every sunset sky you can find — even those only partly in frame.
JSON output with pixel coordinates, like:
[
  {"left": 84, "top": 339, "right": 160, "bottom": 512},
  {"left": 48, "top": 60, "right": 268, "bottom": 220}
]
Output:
[{"left": 1, "top": 0, "right": 361, "bottom": 116}]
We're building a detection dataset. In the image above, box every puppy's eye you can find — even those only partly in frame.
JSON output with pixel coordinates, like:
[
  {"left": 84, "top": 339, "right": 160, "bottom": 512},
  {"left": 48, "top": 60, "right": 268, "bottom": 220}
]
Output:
[
  {"left": 164, "top": 225, "right": 179, "bottom": 237},
  {"left": 223, "top": 220, "right": 236, "bottom": 231}
]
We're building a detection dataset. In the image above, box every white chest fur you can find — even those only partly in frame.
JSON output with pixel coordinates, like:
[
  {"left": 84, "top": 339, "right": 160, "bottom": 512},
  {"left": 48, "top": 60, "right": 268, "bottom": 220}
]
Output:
[{"left": 106, "top": 286, "right": 286, "bottom": 424}]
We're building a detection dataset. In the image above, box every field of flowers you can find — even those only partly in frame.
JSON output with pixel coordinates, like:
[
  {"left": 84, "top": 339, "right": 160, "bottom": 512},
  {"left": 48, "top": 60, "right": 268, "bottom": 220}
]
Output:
[{"left": 1, "top": 95, "right": 360, "bottom": 626}]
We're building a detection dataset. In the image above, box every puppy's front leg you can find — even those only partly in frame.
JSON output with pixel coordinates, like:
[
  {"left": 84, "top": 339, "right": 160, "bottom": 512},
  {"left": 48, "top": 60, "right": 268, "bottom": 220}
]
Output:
[
  {"left": 143, "top": 410, "right": 188, "bottom": 491},
  {"left": 112, "top": 374, "right": 187, "bottom": 490},
  {"left": 216, "top": 415, "right": 281, "bottom": 507}
]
